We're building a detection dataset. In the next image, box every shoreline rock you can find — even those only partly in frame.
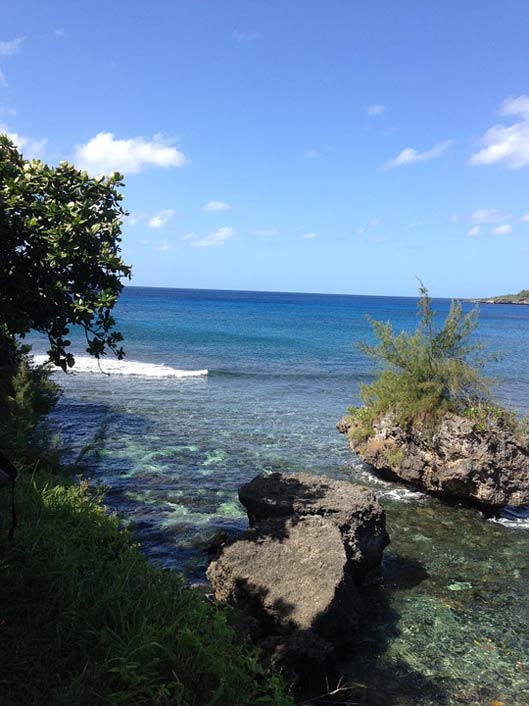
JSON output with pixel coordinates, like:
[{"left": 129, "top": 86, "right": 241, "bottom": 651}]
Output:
[
  {"left": 206, "top": 472, "right": 389, "bottom": 681},
  {"left": 238, "top": 471, "right": 389, "bottom": 575},
  {"left": 338, "top": 412, "right": 529, "bottom": 507}
]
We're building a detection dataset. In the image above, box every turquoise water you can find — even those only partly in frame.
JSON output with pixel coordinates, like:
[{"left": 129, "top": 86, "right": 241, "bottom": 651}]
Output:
[{"left": 40, "top": 287, "right": 529, "bottom": 705}]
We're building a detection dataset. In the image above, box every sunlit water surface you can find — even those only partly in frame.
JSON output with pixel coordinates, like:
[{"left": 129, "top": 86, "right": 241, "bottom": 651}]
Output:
[{"left": 36, "top": 288, "right": 529, "bottom": 706}]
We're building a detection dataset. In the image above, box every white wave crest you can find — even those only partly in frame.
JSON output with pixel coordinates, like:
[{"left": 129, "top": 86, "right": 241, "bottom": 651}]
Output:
[
  {"left": 33, "top": 355, "right": 208, "bottom": 379},
  {"left": 488, "top": 506, "right": 529, "bottom": 529},
  {"left": 377, "top": 486, "right": 427, "bottom": 503},
  {"left": 489, "top": 517, "right": 529, "bottom": 529},
  {"left": 349, "top": 463, "right": 426, "bottom": 502}
]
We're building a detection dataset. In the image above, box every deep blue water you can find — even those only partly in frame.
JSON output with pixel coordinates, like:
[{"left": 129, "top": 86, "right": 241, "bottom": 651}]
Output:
[{"left": 39, "top": 287, "right": 529, "bottom": 706}]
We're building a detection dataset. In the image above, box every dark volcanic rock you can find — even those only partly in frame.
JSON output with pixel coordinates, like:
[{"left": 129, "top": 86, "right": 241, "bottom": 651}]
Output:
[
  {"left": 207, "top": 515, "right": 360, "bottom": 643},
  {"left": 239, "top": 471, "right": 389, "bottom": 573},
  {"left": 207, "top": 472, "right": 389, "bottom": 679},
  {"left": 338, "top": 412, "right": 529, "bottom": 507}
]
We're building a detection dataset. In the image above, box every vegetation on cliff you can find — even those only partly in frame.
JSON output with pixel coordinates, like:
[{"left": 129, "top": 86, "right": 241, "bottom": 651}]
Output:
[{"left": 348, "top": 284, "right": 522, "bottom": 443}]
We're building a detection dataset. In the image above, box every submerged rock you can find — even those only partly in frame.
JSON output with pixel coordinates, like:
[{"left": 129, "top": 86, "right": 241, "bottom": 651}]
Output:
[
  {"left": 338, "top": 412, "right": 529, "bottom": 507},
  {"left": 207, "top": 472, "right": 389, "bottom": 679}
]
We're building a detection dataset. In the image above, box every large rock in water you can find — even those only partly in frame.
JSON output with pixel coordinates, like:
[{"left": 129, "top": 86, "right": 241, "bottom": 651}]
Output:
[
  {"left": 206, "top": 472, "right": 389, "bottom": 676},
  {"left": 338, "top": 412, "right": 529, "bottom": 507},
  {"left": 239, "top": 471, "right": 389, "bottom": 574},
  {"left": 208, "top": 515, "right": 359, "bottom": 639}
]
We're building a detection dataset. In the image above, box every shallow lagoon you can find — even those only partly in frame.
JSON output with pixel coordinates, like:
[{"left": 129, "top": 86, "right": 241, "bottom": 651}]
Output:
[{"left": 44, "top": 287, "right": 529, "bottom": 705}]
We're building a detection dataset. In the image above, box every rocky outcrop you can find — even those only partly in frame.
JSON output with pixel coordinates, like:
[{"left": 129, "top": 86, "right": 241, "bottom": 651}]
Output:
[
  {"left": 206, "top": 472, "right": 389, "bottom": 678},
  {"left": 338, "top": 412, "right": 529, "bottom": 507},
  {"left": 239, "top": 471, "right": 389, "bottom": 574},
  {"left": 208, "top": 514, "right": 360, "bottom": 639}
]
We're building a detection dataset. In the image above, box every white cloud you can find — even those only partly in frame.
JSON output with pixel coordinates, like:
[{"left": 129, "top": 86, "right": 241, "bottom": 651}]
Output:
[
  {"left": 492, "top": 224, "right": 512, "bottom": 235},
  {"left": 127, "top": 213, "right": 144, "bottom": 226},
  {"left": 471, "top": 208, "right": 505, "bottom": 224},
  {"left": 188, "top": 226, "right": 234, "bottom": 248},
  {"left": 302, "top": 232, "right": 317, "bottom": 239},
  {"left": 470, "top": 95, "right": 529, "bottom": 169},
  {"left": 0, "top": 37, "right": 25, "bottom": 56},
  {"left": 254, "top": 228, "right": 279, "bottom": 237},
  {"left": 2, "top": 127, "right": 47, "bottom": 158},
  {"left": 303, "top": 144, "right": 330, "bottom": 160},
  {"left": 148, "top": 209, "right": 174, "bottom": 229},
  {"left": 367, "top": 104, "right": 386, "bottom": 117},
  {"left": 355, "top": 218, "right": 381, "bottom": 235},
  {"left": 522, "top": 213, "right": 529, "bottom": 222},
  {"left": 304, "top": 148, "right": 320, "bottom": 159},
  {"left": 74, "top": 132, "right": 188, "bottom": 175},
  {"left": 53, "top": 28, "right": 65, "bottom": 38},
  {"left": 467, "top": 225, "right": 481, "bottom": 237},
  {"left": 403, "top": 221, "right": 423, "bottom": 231},
  {"left": 233, "top": 30, "right": 259, "bottom": 42},
  {"left": 383, "top": 140, "right": 453, "bottom": 170},
  {"left": 202, "top": 200, "right": 230, "bottom": 212},
  {"left": 157, "top": 240, "right": 171, "bottom": 252},
  {"left": 0, "top": 69, "right": 7, "bottom": 88},
  {"left": 502, "top": 95, "right": 529, "bottom": 117}
]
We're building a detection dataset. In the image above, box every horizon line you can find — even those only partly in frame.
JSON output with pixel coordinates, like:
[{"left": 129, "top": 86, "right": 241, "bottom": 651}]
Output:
[{"left": 122, "top": 283, "right": 468, "bottom": 300}]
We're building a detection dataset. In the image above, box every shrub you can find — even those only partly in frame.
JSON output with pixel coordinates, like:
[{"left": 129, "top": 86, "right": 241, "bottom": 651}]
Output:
[
  {"left": 0, "top": 344, "right": 60, "bottom": 468},
  {"left": 354, "top": 284, "right": 492, "bottom": 430}
]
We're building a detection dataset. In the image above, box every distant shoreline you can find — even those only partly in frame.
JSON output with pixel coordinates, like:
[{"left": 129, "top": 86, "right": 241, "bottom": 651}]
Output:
[
  {"left": 467, "top": 289, "right": 529, "bottom": 305},
  {"left": 470, "top": 297, "right": 529, "bottom": 306}
]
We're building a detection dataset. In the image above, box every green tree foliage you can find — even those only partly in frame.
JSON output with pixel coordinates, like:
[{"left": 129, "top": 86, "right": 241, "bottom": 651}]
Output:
[
  {"left": 0, "top": 134, "right": 131, "bottom": 370},
  {"left": 355, "top": 284, "right": 492, "bottom": 428}
]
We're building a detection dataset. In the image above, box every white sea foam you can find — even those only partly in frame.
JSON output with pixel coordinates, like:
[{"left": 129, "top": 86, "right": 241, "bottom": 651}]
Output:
[
  {"left": 488, "top": 506, "right": 529, "bottom": 529},
  {"left": 350, "top": 462, "right": 426, "bottom": 502},
  {"left": 377, "top": 486, "right": 427, "bottom": 502},
  {"left": 489, "top": 517, "right": 529, "bottom": 529},
  {"left": 33, "top": 355, "right": 208, "bottom": 379}
]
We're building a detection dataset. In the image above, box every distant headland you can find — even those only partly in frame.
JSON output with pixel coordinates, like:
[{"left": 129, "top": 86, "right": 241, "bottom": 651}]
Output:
[{"left": 470, "top": 289, "right": 529, "bottom": 305}]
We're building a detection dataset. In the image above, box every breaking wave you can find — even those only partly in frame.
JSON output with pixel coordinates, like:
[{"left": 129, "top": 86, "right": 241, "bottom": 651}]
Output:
[
  {"left": 33, "top": 355, "right": 208, "bottom": 379},
  {"left": 489, "top": 505, "right": 529, "bottom": 529}
]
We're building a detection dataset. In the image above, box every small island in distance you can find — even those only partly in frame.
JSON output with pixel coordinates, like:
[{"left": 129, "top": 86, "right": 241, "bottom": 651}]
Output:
[{"left": 471, "top": 289, "right": 529, "bottom": 305}]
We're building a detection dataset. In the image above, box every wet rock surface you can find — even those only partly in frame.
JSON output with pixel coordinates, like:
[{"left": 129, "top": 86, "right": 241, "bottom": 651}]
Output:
[
  {"left": 338, "top": 412, "right": 529, "bottom": 507},
  {"left": 206, "top": 472, "right": 389, "bottom": 682}
]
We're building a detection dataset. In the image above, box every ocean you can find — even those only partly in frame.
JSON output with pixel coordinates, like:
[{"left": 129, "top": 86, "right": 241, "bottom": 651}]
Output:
[{"left": 36, "top": 287, "right": 529, "bottom": 706}]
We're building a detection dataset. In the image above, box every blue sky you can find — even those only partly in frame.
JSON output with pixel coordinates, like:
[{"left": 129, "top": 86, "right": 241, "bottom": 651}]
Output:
[{"left": 2, "top": 1, "right": 529, "bottom": 297}]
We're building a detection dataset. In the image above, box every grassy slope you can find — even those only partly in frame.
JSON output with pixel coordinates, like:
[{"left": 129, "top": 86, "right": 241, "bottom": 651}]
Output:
[{"left": 0, "top": 471, "right": 292, "bottom": 706}]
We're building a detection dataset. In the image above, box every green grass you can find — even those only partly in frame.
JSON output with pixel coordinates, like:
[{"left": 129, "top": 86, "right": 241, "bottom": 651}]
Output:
[{"left": 0, "top": 470, "right": 292, "bottom": 706}]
